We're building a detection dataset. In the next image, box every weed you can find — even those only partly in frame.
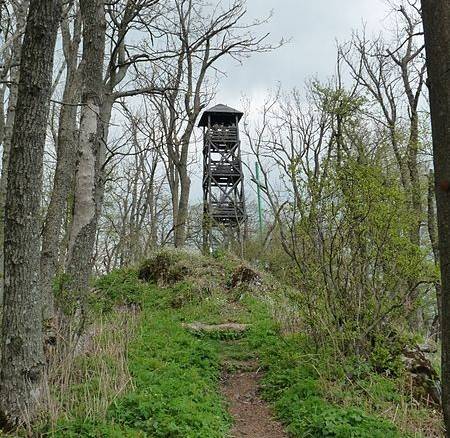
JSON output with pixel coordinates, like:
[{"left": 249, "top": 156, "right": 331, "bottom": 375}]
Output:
[{"left": 38, "top": 309, "right": 137, "bottom": 436}]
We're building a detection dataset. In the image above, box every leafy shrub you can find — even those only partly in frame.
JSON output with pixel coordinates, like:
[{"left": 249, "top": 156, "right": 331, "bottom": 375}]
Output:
[
  {"left": 369, "top": 333, "right": 406, "bottom": 376},
  {"left": 169, "top": 281, "right": 197, "bottom": 308},
  {"left": 92, "top": 268, "right": 146, "bottom": 314},
  {"left": 48, "top": 418, "right": 142, "bottom": 437},
  {"left": 242, "top": 299, "right": 404, "bottom": 438},
  {"left": 287, "top": 403, "right": 400, "bottom": 438},
  {"left": 263, "top": 349, "right": 403, "bottom": 437}
]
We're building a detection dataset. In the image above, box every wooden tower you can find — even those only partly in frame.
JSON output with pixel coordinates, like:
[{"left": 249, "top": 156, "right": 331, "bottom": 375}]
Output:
[{"left": 198, "top": 104, "right": 246, "bottom": 251}]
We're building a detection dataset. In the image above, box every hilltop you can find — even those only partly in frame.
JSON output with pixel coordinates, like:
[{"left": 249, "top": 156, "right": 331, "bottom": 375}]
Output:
[{"left": 21, "top": 249, "right": 443, "bottom": 437}]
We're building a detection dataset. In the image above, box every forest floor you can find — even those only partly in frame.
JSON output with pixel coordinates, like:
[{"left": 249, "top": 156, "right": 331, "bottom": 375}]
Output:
[{"left": 27, "top": 250, "right": 443, "bottom": 437}]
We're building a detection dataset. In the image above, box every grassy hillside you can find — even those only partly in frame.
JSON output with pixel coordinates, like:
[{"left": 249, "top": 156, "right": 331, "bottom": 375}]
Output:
[{"left": 34, "top": 250, "right": 442, "bottom": 437}]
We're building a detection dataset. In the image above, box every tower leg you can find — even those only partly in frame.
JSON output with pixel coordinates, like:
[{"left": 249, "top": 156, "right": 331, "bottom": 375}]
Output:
[{"left": 202, "top": 212, "right": 211, "bottom": 255}]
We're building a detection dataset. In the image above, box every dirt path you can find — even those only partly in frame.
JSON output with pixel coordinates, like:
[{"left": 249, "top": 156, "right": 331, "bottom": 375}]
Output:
[{"left": 220, "top": 362, "right": 287, "bottom": 438}]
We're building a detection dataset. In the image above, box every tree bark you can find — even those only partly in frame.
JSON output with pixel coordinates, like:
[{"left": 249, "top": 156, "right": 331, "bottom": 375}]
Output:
[
  {"left": 0, "top": 1, "right": 30, "bottom": 304},
  {"left": 174, "top": 167, "right": 191, "bottom": 247},
  {"left": 422, "top": 2, "right": 450, "bottom": 435},
  {"left": 40, "top": 9, "right": 81, "bottom": 320},
  {"left": 65, "top": 0, "right": 105, "bottom": 300},
  {"left": 174, "top": 126, "right": 195, "bottom": 247},
  {"left": 427, "top": 169, "right": 442, "bottom": 330},
  {"left": 0, "top": 0, "right": 61, "bottom": 429},
  {"left": 407, "top": 112, "right": 423, "bottom": 247}
]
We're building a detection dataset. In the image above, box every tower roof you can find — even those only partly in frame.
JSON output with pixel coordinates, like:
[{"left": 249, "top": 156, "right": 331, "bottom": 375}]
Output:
[{"left": 198, "top": 104, "right": 244, "bottom": 127}]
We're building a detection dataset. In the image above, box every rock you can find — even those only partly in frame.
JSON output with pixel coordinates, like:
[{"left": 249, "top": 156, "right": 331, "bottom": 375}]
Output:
[
  {"left": 417, "top": 342, "right": 438, "bottom": 354},
  {"left": 182, "top": 322, "right": 249, "bottom": 333},
  {"left": 402, "top": 346, "right": 441, "bottom": 405},
  {"left": 230, "top": 265, "right": 262, "bottom": 288}
]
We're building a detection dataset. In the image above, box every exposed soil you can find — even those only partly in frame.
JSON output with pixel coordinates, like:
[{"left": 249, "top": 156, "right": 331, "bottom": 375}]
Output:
[{"left": 220, "top": 362, "right": 287, "bottom": 438}]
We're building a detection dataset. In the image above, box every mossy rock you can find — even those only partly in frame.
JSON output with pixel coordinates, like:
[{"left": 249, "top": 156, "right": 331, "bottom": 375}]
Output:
[{"left": 138, "top": 251, "right": 191, "bottom": 285}]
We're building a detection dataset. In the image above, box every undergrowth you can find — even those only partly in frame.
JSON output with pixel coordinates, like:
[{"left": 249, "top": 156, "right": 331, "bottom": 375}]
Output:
[
  {"left": 226, "top": 298, "right": 409, "bottom": 437},
  {"left": 34, "top": 250, "right": 442, "bottom": 437}
]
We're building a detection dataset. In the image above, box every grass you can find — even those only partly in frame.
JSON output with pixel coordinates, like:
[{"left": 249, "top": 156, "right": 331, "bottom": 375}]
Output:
[
  {"left": 33, "top": 250, "right": 442, "bottom": 437},
  {"left": 224, "top": 297, "right": 408, "bottom": 438},
  {"left": 248, "top": 304, "right": 442, "bottom": 437},
  {"left": 44, "top": 274, "right": 232, "bottom": 437},
  {"left": 107, "top": 292, "right": 230, "bottom": 437},
  {"left": 38, "top": 311, "right": 138, "bottom": 436}
]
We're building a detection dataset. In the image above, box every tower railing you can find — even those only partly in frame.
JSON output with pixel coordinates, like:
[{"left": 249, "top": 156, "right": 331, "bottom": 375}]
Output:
[{"left": 206, "top": 126, "right": 238, "bottom": 143}]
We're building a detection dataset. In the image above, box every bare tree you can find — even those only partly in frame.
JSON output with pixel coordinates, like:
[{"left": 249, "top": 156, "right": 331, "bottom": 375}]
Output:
[
  {"left": 95, "top": 106, "right": 168, "bottom": 271},
  {"left": 243, "top": 81, "right": 431, "bottom": 353},
  {"left": 145, "top": 0, "right": 279, "bottom": 247},
  {"left": 341, "top": 3, "right": 426, "bottom": 246},
  {"left": 0, "top": 1, "right": 30, "bottom": 300},
  {"left": 340, "top": 4, "right": 429, "bottom": 327},
  {"left": 64, "top": 0, "right": 106, "bottom": 301},
  {"left": 64, "top": 0, "right": 162, "bottom": 298},
  {"left": 40, "top": 1, "right": 82, "bottom": 320}
]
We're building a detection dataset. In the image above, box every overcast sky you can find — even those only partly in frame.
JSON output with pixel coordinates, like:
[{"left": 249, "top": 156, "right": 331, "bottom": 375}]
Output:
[
  {"left": 191, "top": 0, "right": 392, "bottom": 201},
  {"left": 214, "top": 0, "right": 390, "bottom": 107}
]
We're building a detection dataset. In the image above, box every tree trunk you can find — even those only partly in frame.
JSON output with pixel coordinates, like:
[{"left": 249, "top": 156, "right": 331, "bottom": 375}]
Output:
[
  {"left": 408, "top": 113, "right": 422, "bottom": 247},
  {"left": 174, "top": 168, "right": 190, "bottom": 247},
  {"left": 422, "top": 2, "right": 450, "bottom": 435},
  {"left": 427, "top": 169, "right": 442, "bottom": 332},
  {"left": 40, "top": 62, "right": 80, "bottom": 321},
  {"left": 65, "top": 0, "right": 105, "bottom": 301},
  {"left": 0, "top": 1, "right": 30, "bottom": 304},
  {"left": 174, "top": 130, "right": 194, "bottom": 248},
  {"left": 0, "top": 0, "right": 61, "bottom": 429}
]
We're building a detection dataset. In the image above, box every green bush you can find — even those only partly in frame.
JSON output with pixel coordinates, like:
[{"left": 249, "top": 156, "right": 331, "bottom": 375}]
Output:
[
  {"left": 289, "top": 403, "right": 400, "bottom": 438},
  {"left": 92, "top": 268, "right": 146, "bottom": 313},
  {"left": 263, "top": 348, "right": 403, "bottom": 437},
  {"left": 169, "top": 281, "right": 197, "bottom": 308},
  {"left": 48, "top": 418, "right": 143, "bottom": 437}
]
